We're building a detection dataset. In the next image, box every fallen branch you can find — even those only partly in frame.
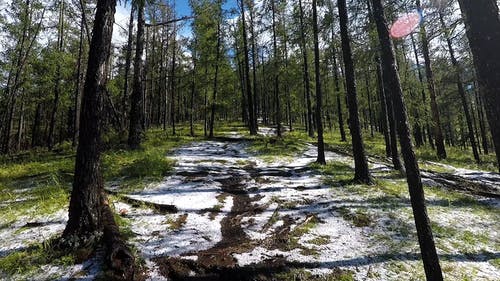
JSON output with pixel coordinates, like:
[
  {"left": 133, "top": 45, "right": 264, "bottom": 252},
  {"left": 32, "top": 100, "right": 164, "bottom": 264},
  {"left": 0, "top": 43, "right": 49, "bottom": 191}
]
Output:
[
  {"left": 321, "top": 143, "right": 500, "bottom": 198},
  {"left": 106, "top": 189, "right": 178, "bottom": 213}
]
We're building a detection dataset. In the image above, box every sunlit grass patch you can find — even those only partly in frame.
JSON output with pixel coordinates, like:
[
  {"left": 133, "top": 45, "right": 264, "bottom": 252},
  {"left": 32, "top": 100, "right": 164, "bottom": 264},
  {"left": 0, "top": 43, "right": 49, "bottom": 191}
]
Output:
[
  {"left": 274, "top": 268, "right": 355, "bottom": 281},
  {"left": 0, "top": 180, "right": 69, "bottom": 224},
  {"left": 0, "top": 239, "right": 75, "bottom": 277},
  {"left": 306, "top": 235, "right": 330, "bottom": 246},
  {"left": 336, "top": 207, "right": 373, "bottom": 227},
  {"left": 0, "top": 154, "right": 75, "bottom": 183},
  {"left": 248, "top": 130, "right": 307, "bottom": 159},
  {"left": 323, "top": 128, "right": 498, "bottom": 172},
  {"left": 416, "top": 146, "right": 498, "bottom": 172},
  {"left": 287, "top": 215, "right": 321, "bottom": 256},
  {"left": 311, "top": 161, "right": 354, "bottom": 183}
]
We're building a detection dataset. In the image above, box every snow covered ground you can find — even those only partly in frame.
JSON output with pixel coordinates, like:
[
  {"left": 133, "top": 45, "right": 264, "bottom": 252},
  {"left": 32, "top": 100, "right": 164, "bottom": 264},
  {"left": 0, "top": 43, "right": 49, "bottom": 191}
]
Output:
[{"left": 1, "top": 131, "right": 499, "bottom": 280}]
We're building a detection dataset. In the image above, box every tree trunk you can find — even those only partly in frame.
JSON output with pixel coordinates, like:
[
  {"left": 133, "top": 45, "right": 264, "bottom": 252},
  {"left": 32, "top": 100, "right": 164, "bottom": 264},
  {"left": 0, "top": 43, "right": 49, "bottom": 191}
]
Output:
[
  {"left": 240, "top": 0, "right": 257, "bottom": 135},
  {"left": 376, "top": 59, "right": 391, "bottom": 157},
  {"left": 298, "top": 0, "right": 314, "bottom": 138},
  {"left": 209, "top": 2, "right": 222, "bottom": 138},
  {"left": 312, "top": 0, "right": 325, "bottom": 164},
  {"left": 271, "top": 0, "right": 282, "bottom": 138},
  {"left": 128, "top": 1, "right": 145, "bottom": 149},
  {"left": 331, "top": 42, "right": 347, "bottom": 142},
  {"left": 410, "top": 33, "right": 433, "bottom": 148},
  {"left": 439, "top": 12, "right": 480, "bottom": 163},
  {"left": 48, "top": 0, "right": 65, "bottom": 150},
  {"left": 249, "top": 1, "right": 259, "bottom": 130},
  {"left": 170, "top": 23, "right": 177, "bottom": 136},
  {"left": 31, "top": 103, "right": 42, "bottom": 147},
  {"left": 62, "top": 0, "right": 134, "bottom": 278},
  {"left": 365, "top": 71, "right": 375, "bottom": 138},
  {"left": 16, "top": 98, "right": 24, "bottom": 151},
  {"left": 416, "top": 0, "right": 446, "bottom": 159},
  {"left": 282, "top": 16, "right": 292, "bottom": 132},
  {"left": 73, "top": 2, "right": 86, "bottom": 147},
  {"left": 121, "top": 4, "right": 135, "bottom": 131},
  {"left": 382, "top": 59, "right": 403, "bottom": 171},
  {"left": 338, "top": 0, "right": 371, "bottom": 183},
  {"left": 475, "top": 89, "right": 489, "bottom": 155},
  {"left": 458, "top": 0, "right": 500, "bottom": 172},
  {"left": 190, "top": 47, "right": 197, "bottom": 137},
  {"left": 371, "top": 1, "right": 443, "bottom": 280}
]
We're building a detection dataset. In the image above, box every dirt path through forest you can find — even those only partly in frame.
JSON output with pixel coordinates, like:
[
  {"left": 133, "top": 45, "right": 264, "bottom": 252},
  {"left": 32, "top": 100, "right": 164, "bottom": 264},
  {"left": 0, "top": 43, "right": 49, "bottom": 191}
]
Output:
[
  {"left": 115, "top": 132, "right": 499, "bottom": 280},
  {"left": 1, "top": 130, "right": 498, "bottom": 280}
]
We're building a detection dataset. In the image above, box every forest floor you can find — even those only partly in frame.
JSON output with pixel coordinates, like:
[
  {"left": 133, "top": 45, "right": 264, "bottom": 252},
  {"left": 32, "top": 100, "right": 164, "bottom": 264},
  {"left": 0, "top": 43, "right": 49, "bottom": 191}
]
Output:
[{"left": 0, "top": 125, "right": 499, "bottom": 280}]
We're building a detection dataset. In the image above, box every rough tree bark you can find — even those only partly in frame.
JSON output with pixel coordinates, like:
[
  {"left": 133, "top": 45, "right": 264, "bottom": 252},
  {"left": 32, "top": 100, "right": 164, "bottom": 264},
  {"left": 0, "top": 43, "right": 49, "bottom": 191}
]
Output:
[
  {"left": 416, "top": 0, "right": 446, "bottom": 159},
  {"left": 338, "top": 0, "right": 371, "bottom": 183},
  {"left": 271, "top": 0, "right": 282, "bottom": 138},
  {"left": 458, "top": 0, "right": 500, "bottom": 172},
  {"left": 121, "top": 4, "right": 135, "bottom": 131},
  {"left": 372, "top": 0, "right": 443, "bottom": 280},
  {"left": 128, "top": 1, "right": 145, "bottom": 149},
  {"left": 312, "top": 0, "right": 325, "bottom": 164},
  {"left": 62, "top": 0, "right": 134, "bottom": 279},
  {"left": 298, "top": 0, "right": 314, "bottom": 138},
  {"left": 239, "top": 0, "right": 257, "bottom": 135}
]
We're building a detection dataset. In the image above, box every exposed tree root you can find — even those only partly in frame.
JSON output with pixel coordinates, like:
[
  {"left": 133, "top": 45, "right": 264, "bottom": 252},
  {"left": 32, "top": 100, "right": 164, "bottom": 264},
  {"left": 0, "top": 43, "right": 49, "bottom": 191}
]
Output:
[{"left": 101, "top": 202, "right": 136, "bottom": 280}]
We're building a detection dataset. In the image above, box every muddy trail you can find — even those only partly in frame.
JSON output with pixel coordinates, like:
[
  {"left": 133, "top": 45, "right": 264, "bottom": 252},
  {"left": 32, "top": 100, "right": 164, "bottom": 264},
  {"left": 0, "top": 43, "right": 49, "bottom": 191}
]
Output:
[
  {"left": 109, "top": 136, "right": 374, "bottom": 280},
  {"left": 107, "top": 135, "right": 499, "bottom": 281},
  {"left": 1, "top": 131, "right": 499, "bottom": 280}
]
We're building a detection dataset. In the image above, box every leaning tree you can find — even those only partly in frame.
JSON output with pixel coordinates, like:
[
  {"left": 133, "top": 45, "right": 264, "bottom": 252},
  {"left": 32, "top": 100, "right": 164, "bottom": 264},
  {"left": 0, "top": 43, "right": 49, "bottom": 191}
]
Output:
[{"left": 61, "top": 0, "right": 135, "bottom": 279}]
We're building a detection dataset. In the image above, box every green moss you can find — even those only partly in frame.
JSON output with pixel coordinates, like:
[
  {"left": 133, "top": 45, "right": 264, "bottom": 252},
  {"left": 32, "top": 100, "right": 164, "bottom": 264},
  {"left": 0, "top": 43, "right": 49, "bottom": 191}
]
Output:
[{"left": 113, "top": 211, "right": 135, "bottom": 240}]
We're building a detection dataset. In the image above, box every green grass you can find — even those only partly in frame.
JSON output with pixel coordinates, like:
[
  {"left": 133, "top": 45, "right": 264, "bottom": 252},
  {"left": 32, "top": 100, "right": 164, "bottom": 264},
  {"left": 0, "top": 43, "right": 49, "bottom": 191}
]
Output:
[
  {"left": 0, "top": 238, "right": 75, "bottom": 276},
  {"left": 306, "top": 235, "right": 330, "bottom": 246},
  {"left": 274, "top": 268, "right": 355, "bottom": 281},
  {"left": 311, "top": 161, "right": 354, "bottom": 183},
  {"left": 322, "top": 129, "right": 498, "bottom": 172},
  {"left": 165, "top": 214, "right": 189, "bottom": 230},
  {"left": 287, "top": 215, "right": 321, "bottom": 256},
  {"left": 248, "top": 130, "right": 308, "bottom": 160},
  {"left": 336, "top": 207, "right": 373, "bottom": 227},
  {"left": 0, "top": 180, "right": 70, "bottom": 224}
]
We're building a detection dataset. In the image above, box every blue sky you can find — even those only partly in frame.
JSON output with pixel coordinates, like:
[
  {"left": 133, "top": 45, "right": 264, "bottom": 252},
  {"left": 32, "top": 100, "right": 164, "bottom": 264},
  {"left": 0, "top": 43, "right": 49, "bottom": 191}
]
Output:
[
  {"left": 176, "top": 1, "right": 239, "bottom": 16},
  {"left": 113, "top": 1, "right": 238, "bottom": 44}
]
